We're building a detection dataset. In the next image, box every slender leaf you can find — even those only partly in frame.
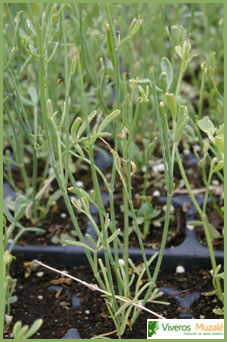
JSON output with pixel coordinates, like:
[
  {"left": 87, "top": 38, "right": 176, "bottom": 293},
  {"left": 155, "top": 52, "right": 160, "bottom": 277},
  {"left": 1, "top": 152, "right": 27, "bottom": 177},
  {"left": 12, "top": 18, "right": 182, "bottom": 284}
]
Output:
[
  {"left": 98, "top": 110, "right": 120, "bottom": 133},
  {"left": 66, "top": 240, "right": 95, "bottom": 252}
]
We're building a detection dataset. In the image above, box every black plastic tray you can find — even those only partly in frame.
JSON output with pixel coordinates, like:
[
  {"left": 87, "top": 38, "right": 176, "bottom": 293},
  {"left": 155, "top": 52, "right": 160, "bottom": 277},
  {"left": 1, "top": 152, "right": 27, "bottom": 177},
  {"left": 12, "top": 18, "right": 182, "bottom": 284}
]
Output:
[{"left": 4, "top": 153, "right": 224, "bottom": 271}]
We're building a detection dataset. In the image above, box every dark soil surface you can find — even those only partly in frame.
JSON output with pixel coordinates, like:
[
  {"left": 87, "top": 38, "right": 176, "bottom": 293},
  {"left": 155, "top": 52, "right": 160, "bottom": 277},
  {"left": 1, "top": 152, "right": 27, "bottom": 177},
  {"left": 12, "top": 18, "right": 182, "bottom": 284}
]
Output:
[
  {"left": 4, "top": 254, "right": 223, "bottom": 339},
  {"left": 16, "top": 197, "right": 87, "bottom": 246},
  {"left": 102, "top": 168, "right": 186, "bottom": 249},
  {"left": 113, "top": 200, "right": 186, "bottom": 249}
]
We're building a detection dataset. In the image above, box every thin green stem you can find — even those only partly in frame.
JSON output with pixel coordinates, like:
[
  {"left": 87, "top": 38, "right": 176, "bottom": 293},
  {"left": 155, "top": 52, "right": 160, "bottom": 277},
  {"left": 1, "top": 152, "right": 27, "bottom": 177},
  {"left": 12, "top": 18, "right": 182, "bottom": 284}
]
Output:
[
  {"left": 104, "top": 2, "right": 123, "bottom": 302},
  {"left": 175, "top": 61, "right": 185, "bottom": 99},
  {"left": 200, "top": 165, "right": 224, "bottom": 219},
  {"left": 190, "top": 4, "right": 195, "bottom": 34},
  {"left": 77, "top": 38, "right": 120, "bottom": 330},
  {"left": 61, "top": 10, "right": 69, "bottom": 186},
  {"left": 176, "top": 148, "right": 203, "bottom": 215},
  {"left": 198, "top": 67, "right": 206, "bottom": 120},
  {"left": 79, "top": 4, "right": 107, "bottom": 113},
  {"left": 131, "top": 69, "right": 175, "bottom": 326},
  {"left": 160, "top": 4, "right": 165, "bottom": 59},
  {"left": 176, "top": 148, "right": 223, "bottom": 303},
  {"left": 142, "top": 142, "right": 149, "bottom": 198},
  {"left": 115, "top": 164, "right": 152, "bottom": 281},
  {"left": 32, "top": 105, "right": 38, "bottom": 219},
  {"left": 37, "top": 21, "right": 96, "bottom": 275},
  {"left": 122, "top": 103, "right": 129, "bottom": 286},
  {"left": 202, "top": 159, "right": 215, "bottom": 214}
]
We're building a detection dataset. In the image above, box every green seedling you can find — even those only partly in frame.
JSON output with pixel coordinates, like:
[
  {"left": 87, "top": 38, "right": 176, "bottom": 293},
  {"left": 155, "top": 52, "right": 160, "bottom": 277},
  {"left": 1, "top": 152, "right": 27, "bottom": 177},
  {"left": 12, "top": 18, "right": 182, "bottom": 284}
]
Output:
[
  {"left": 4, "top": 195, "right": 45, "bottom": 253},
  {"left": 198, "top": 117, "right": 224, "bottom": 161},
  {"left": 134, "top": 195, "right": 162, "bottom": 240},
  {"left": 3, "top": 249, "right": 17, "bottom": 324},
  {"left": 3, "top": 217, "right": 43, "bottom": 336},
  {"left": 12, "top": 319, "right": 43, "bottom": 339},
  {"left": 51, "top": 230, "right": 77, "bottom": 245},
  {"left": 167, "top": 24, "right": 187, "bottom": 47}
]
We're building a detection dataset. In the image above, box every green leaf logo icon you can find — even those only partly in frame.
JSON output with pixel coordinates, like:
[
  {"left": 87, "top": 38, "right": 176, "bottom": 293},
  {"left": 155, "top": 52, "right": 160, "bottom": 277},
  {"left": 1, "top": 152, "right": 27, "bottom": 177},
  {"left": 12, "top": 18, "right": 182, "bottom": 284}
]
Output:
[{"left": 148, "top": 321, "right": 159, "bottom": 337}]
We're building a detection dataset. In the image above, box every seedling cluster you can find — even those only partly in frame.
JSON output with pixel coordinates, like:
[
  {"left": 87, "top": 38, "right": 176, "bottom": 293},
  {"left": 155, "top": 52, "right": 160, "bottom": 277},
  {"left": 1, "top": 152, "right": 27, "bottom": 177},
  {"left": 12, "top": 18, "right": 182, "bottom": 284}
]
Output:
[{"left": 3, "top": 3, "right": 224, "bottom": 338}]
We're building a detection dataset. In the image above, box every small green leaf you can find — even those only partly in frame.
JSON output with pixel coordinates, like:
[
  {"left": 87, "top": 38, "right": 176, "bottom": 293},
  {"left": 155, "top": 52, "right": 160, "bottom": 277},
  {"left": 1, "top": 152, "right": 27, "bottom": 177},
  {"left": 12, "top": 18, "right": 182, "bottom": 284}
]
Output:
[
  {"left": 13, "top": 321, "right": 22, "bottom": 338},
  {"left": 24, "top": 319, "right": 43, "bottom": 339},
  {"left": 165, "top": 93, "right": 177, "bottom": 121},
  {"left": 174, "top": 105, "right": 189, "bottom": 143},
  {"left": 182, "top": 39, "right": 191, "bottom": 59},
  {"left": 159, "top": 72, "right": 168, "bottom": 92},
  {"left": 147, "top": 209, "right": 161, "bottom": 220},
  {"left": 215, "top": 135, "right": 224, "bottom": 153},
  {"left": 138, "top": 85, "right": 145, "bottom": 99},
  {"left": 51, "top": 235, "right": 60, "bottom": 244},
  {"left": 117, "top": 35, "right": 131, "bottom": 50},
  {"left": 14, "top": 196, "right": 27, "bottom": 221},
  {"left": 15, "top": 203, "right": 27, "bottom": 222},
  {"left": 213, "top": 160, "right": 224, "bottom": 173},
  {"left": 77, "top": 111, "right": 97, "bottom": 138},
  {"left": 51, "top": 189, "right": 62, "bottom": 202},
  {"left": 187, "top": 220, "right": 203, "bottom": 227},
  {"left": 175, "top": 45, "right": 183, "bottom": 59},
  {"left": 171, "top": 25, "right": 182, "bottom": 46},
  {"left": 78, "top": 188, "right": 92, "bottom": 201},
  {"left": 71, "top": 197, "right": 82, "bottom": 210},
  {"left": 3, "top": 203, "right": 14, "bottom": 222},
  {"left": 136, "top": 216, "right": 144, "bottom": 225},
  {"left": 207, "top": 222, "right": 221, "bottom": 240},
  {"left": 85, "top": 234, "right": 99, "bottom": 251},
  {"left": 130, "top": 17, "right": 142, "bottom": 37},
  {"left": 71, "top": 117, "right": 82, "bottom": 138},
  {"left": 216, "top": 124, "right": 224, "bottom": 136},
  {"left": 90, "top": 189, "right": 96, "bottom": 202},
  {"left": 6, "top": 295, "right": 17, "bottom": 304},
  {"left": 23, "top": 227, "right": 45, "bottom": 234},
  {"left": 98, "top": 110, "right": 120, "bottom": 133},
  {"left": 28, "top": 86, "right": 37, "bottom": 105},
  {"left": 213, "top": 308, "right": 224, "bottom": 315},
  {"left": 198, "top": 116, "right": 215, "bottom": 139},
  {"left": 115, "top": 301, "right": 131, "bottom": 316},
  {"left": 68, "top": 186, "right": 76, "bottom": 194},
  {"left": 28, "top": 43, "right": 39, "bottom": 58},
  {"left": 138, "top": 202, "right": 152, "bottom": 217},
  {"left": 81, "top": 196, "right": 89, "bottom": 212},
  {"left": 26, "top": 19, "right": 37, "bottom": 36},
  {"left": 74, "top": 143, "right": 84, "bottom": 158},
  {"left": 130, "top": 78, "right": 151, "bottom": 85},
  {"left": 106, "top": 229, "right": 121, "bottom": 245},
  {"left": 66, "top": 240, "right": 95, "bottom": 252},
  {"left": 3, "top": 251, "right": 15, "bottom": 265},
  {"left": 104, "top": 216, "right": 110, "bottom": 231},
  {"left": 161, "top": 57, "right": 173, "bottom": 91},
  {"left": 119, "top": 306, "right": 133, "bottom": 335},
  {"left": 105, "top": 23, "right": 116, "bottom": 69},
  {"left": 19, "top": 94, "right": 34, "bottom": 106},
  {"left": 17, "top": 325, "right": 29, "bottom": 339},
  {"left": 48, "top": 42, "right": 59, "bottom": 63},
  {"left": 14, "top": 10, "right": 24, "bottom": 24},
  {"left": 92, "top": 132, "right": 112, "bottom": 140}
]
